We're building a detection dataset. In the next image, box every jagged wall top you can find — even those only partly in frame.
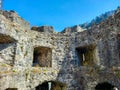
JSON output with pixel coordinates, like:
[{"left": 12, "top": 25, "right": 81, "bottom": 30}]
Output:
[
  {"left": 0, "top": 10, "right": 30, "bottom": 30},
  {"left": 0, "top": 10, "right": 85, "bottom": 33}
]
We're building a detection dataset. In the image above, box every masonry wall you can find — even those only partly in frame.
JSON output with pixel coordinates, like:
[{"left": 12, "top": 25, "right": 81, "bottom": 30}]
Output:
[
  {"left": 0, "top": 9, "right": 120, "bottom": 90},
  {"left": 73, "top": 9, "right": 120, "bottom": 90}
]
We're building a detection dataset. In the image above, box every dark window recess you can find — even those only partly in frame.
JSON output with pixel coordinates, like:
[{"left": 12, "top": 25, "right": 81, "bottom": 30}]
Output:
[
  {"left": 33, "top": 47, "right": 52, "bottom": 67},
  {"left": 95, "top": 82, "right": 114, "bottom": 90},
  {"left": 36, "top": 81, "right": 66, "bottom": 90},
  {"left": 76, "top": 44, "right": 96, "bottom": 66}
]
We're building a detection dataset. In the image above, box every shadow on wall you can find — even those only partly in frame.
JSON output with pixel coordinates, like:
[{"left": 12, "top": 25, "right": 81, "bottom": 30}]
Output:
[
  {"left": 0, "top": 34, "right": 16, "bottom": 44},
  {"left": 0, "top": 43, "right": 16, "bottom": 51}
]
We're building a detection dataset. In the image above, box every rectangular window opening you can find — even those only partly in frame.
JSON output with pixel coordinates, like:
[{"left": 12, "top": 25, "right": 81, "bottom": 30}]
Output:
[
  {"left": 76, "top": 44, "right": 98, "bottom": 66},
  {"left": 33, "top": 46, "right": 52, "bottom": 67}
]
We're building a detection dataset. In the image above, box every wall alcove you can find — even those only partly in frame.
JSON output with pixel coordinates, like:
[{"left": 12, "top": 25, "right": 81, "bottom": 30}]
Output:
[
  {"left": 33, "top": 46, "right": 52, "bottom": 67},
  {"left": 76, "top": 44, "right": 98, "bottom": 66}
]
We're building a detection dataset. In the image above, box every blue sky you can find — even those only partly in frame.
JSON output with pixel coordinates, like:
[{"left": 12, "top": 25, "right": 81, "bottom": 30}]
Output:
[{"left": 3, "top": 0, "right": 120, "bottom": 31}]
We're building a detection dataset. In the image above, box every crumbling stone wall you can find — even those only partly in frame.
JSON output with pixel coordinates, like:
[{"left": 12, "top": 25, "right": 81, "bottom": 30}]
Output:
[{"left": 0, "top": 8, "right": 120, "bottom": 90}]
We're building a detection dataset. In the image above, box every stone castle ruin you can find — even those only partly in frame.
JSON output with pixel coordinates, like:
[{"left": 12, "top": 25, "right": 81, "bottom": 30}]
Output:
[{"left": 0, "top": 8, "right": 120, "bottom": 90}]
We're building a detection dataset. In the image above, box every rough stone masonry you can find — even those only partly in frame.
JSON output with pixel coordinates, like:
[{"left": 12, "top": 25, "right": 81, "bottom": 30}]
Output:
[{"left": 0, "top": 8, "right": 120, "bottom": 90}]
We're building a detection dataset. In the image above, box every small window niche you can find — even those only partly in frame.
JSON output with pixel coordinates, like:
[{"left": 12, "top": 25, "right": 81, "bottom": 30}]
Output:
[
  {"left": 76, "top": 44, "right": 99, "bottom": 66},
  {"left": 33, "top": 46, "right": 52, "bottom": 67}
]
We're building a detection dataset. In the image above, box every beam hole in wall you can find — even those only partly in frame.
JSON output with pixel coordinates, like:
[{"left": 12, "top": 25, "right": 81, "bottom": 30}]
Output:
[
  {"left": 5, "top": 88, "right": 18, "bottom": 90},
  {"left": 95, "top": 82, "right": 114, "bottom": 90},
  {"left": 35, "top": 81, "right": 66, "bottom": 90},
  {"left": 33, "top": 46, "right": 52, "bottom": 67},
  {"left": 76, "top": 44, "right": 98, "bottom": 66}
]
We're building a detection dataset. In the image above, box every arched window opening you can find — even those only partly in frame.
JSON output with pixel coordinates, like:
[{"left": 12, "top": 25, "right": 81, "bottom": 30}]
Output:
[
  {"left": 95, "top": 82, "right": 114, "bottom": 90},
  {"left": 35, "top": 81, "right": 66, "bottom": 90}
]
